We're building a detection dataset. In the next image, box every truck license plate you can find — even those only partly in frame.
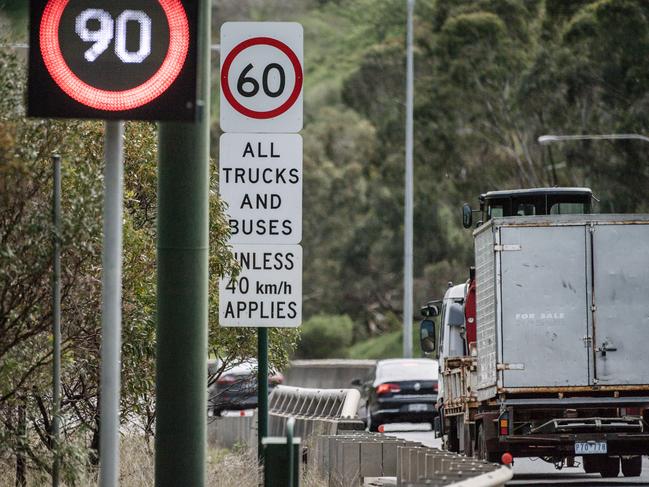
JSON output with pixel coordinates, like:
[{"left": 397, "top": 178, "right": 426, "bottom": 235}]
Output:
[
  {"left": 407, "top": 403, "right": 428, "bottom": 412},
  {"left": 575, "top": 441, "right": 607, "bottom": 455}
]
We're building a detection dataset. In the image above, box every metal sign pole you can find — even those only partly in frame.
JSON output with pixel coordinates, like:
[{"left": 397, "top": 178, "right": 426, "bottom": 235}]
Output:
[
  {"left": 51, "top": 154, "right": 61, "bottom": 487},
  {"left": 258, "top": 328, "right": 269, "bottom": 463},
  {"left": 403, "top": 0, "right": 415, "bottom": 359},
  {"left": 99, "top": 121, "right": 124, "bottom": 487},
  {"left": 154, "top": 1, "right": 210, "bottom": 485}
]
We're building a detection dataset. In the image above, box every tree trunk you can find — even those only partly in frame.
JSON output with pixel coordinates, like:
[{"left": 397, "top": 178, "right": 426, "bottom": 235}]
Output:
[{"left": 15, "top": 403, "right": 27, "bottom": 487}]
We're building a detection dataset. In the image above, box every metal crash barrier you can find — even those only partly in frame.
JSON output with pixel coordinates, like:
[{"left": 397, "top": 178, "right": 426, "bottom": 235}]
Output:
[{"left": 268, "top": 385, "right": 363, "bottom": 438}]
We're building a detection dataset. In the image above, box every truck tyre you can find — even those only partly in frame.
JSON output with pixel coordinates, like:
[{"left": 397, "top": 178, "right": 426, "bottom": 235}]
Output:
[
  {"left": 367, "top": 412, "right": 379, "bottom": 432},
  {"left": 446, "top": 417, "right": 460, "bottom": 453},
  {"left": 582, "top": 455, "right": 600, "bottom": 473},
  {"left": 476, "top": 423, "right": 499, "bottom": 463},
  {"left": 463, "top": 425, "right": 474, "bottom": 457},
  {"left": 621, "top": 456, "right": 642, "bottom": 477},
  {"left": 599, "top": 456, "right": 620, "bottom": 478}
]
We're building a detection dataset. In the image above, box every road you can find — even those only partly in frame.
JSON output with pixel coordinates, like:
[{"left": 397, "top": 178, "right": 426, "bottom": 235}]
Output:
[
  {"left": 384, "top": 425, "right": 649, "bottom": 486},
  {"left": 509, "top": 457, "right": 649, "bottom": 486}
]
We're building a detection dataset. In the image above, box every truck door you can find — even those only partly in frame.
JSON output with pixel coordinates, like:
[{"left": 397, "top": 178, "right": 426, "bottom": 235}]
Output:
[
  {"left": 592, "top": 223, "right": 649, "bottom": 385},
  {"left": 499, "top": 225, "right": 591, "bottom": 388}
]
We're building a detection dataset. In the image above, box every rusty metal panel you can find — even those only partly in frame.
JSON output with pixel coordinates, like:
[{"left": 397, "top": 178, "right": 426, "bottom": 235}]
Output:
[
  {"left": 499, "top": 224, "right": 590, "bottom": 387},
  {"left": 592, "top": 221, "right": 649, "bottom": 385}
]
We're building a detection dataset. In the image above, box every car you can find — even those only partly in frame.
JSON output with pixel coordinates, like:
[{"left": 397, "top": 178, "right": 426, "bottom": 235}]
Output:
[
  {"left": 356, "top": 358, "right": 439, "bottom": 432},
  {"left": 208, "top": 359, "right": 283, "bottom": 416}
]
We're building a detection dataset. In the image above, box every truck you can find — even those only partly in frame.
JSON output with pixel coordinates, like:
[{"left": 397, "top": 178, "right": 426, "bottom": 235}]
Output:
[{"left": 419, "top": 187, "right": 649, "bottom": 478}]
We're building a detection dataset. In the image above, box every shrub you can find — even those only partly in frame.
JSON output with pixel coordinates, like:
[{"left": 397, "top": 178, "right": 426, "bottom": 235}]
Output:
[{"left": 296, "top": 314, "right": 354, "bottom": 358}]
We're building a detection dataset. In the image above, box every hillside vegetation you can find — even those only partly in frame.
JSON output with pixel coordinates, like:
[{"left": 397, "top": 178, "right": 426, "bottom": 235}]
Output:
[{"left": 221, "top": 0, "right": 649, "bottom": 351}]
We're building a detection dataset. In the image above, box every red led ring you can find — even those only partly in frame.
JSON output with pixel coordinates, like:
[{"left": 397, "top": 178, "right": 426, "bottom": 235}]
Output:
[
  {"left": 221, "top": 37, "right": 303, "bottom": 119},
  {"left": 40, "top": 0, "right": 189, "bottom": 112}
]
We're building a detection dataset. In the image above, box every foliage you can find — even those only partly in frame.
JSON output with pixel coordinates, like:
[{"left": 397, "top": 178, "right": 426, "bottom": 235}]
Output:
[
  {"left": 295, "top": 314, "right": 354, "bottom": 359},
  {"left": 347, "top": 326, "right": 425, "bottom": 360},
  {"left": 2, "top": 1, "right": 648, "bottom": 475},
  {"left": 208, "top": 0, "right": 649, "bottom": 360},
  {"left": 0, "top": 42, "right": 294, "bottom": 480}
]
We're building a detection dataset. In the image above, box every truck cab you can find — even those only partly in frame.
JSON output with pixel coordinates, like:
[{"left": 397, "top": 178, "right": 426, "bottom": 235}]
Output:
[
  {"left": 420, "top": 282, "right": 469, "bottom": 448},
  {"left": 462, "top": 187, "right": 593, "bottom": 229}
]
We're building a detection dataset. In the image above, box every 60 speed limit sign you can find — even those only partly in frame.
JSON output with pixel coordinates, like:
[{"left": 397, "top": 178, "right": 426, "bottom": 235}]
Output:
[{"left": 220, "top": 22, "right": 303, "bottom": 133}]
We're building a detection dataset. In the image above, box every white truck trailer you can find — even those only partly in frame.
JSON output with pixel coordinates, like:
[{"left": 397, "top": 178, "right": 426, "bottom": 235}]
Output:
[{"left": 420, "top": 189, "right": 649, "bottom": 478}]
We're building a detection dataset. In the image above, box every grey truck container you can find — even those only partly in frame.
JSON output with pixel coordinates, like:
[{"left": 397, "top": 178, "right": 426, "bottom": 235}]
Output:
[{"left": 474, "top": 214, "right": 649, "bottom": 401}]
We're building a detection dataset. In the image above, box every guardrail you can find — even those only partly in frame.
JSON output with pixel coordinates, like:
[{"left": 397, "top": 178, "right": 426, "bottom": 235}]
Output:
[
  {"left": 268, "top": 385, "right": 363, "bottom": 437},
  {"left": 309, "top": 431, "right": 513, "bottom": 487}
]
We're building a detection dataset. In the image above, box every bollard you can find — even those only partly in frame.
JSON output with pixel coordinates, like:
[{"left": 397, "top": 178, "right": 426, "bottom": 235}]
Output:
[
  {"left": 287, "top": 418, "right": 296, "bottom": 487},
  {"left": 263, "top": 436, "right": 301, "bottom": 487}
]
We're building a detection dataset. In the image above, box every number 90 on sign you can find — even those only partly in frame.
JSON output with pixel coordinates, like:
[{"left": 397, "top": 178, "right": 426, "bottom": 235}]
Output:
[
  {"left": 76, "top": 9, "right": 152, "bottom": 63},
  {"left": 27, "top": 0, "right": 198, "bottom": 120}
]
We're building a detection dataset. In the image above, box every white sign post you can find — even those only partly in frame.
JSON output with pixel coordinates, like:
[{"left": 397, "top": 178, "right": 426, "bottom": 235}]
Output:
[{"left": 219, "top": 133, "right": 302, "bottom": 245}]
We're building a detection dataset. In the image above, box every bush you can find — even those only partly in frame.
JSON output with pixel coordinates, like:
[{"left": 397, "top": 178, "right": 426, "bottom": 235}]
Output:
[{"left": 296, "top": 314, "right": 354, "bottom": 358}]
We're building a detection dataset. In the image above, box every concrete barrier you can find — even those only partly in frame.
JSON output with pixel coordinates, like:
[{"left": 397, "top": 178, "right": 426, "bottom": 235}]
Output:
[
  {"left": 207, "top": 412, "right": 256, "bottom": 451},
  {"left": 284, "top": 359, "right": 376, "bottom": 389},
  {"left": 308, "top": 431, "right": 513, "bottom": 487}
]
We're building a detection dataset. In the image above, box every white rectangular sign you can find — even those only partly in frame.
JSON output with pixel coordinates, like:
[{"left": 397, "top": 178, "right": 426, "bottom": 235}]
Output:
[
  {"left": 220, "top": 22, "right": 303, "bottom": 133},
  {"left": 219, "top": 244, "right": 302, "bottom": 327},
  {"left": 220, "top": 133, "right": 302, "bottom": 245}
]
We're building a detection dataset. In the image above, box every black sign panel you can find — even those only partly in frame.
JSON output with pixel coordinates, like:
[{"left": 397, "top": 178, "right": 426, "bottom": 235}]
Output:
[{"left": 28, "top": 0, "right": 198, "bottom": 120}]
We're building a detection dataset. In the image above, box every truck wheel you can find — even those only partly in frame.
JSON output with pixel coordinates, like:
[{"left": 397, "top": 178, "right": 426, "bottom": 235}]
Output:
[
  {"left": 463, "top": 425, "right": 474, "bottom": 457},
  {"left": 367, "top": 412, "right": 379, "bottom": 432},
  {"left": 446, "top": 417, "right": 460, "bottom": 453},
  {"left": 621, "top": 456, "right": 642, "bottom": 477},
  {"left": 582, "top": 455, "right": 600, "bottom": 473},
  {"left": 599, "top": 456, "right": 620, "bottom": 478},
  {"left": 476, "top": 423, "right": 499, "bottom": 463}
]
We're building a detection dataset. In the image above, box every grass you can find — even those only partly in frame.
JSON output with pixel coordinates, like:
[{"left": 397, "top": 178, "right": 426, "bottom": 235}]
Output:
[
  {"left": 0, "top": 435, "right": 325, "bottom": 487},
  {"left": 348, "top": 326, "right": 426, "bottom": 359}
]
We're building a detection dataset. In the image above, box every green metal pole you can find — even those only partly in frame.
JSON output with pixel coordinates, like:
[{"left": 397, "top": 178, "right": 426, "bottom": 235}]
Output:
[
  {"left": 258, "top": 328, "right": 269, "bottom": 463},
  {"left": 154, "top": 0, "right": 210, "bottom": 485}
]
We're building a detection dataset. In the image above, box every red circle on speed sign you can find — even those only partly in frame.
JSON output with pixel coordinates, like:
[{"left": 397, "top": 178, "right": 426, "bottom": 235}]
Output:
[
  {"left": 221, "top": 37, "right": 303, "bottom": 120},
  {"left": 39, "top": 0, "right": 190, "bottom": 112}
]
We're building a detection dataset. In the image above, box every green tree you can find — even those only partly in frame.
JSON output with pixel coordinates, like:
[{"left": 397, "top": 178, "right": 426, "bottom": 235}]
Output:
[
  {"left": 0, "top": 44, "right": 297, "bottom": 481},
  {"left": 295, "top": 314, "right": 354, "bottom": 359}
]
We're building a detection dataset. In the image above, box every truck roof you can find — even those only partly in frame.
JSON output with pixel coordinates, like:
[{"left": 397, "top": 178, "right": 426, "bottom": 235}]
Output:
[
  {"left": 445, "top": 283, "right": 466, "bottom": 300},
  {"left": 482, "top": 187, "right": 592, "bottom": 200}
]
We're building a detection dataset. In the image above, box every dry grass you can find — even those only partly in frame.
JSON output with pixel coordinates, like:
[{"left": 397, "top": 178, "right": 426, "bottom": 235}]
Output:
[{"left": 0, "top": 436, "right": 326, "bottom": 486}]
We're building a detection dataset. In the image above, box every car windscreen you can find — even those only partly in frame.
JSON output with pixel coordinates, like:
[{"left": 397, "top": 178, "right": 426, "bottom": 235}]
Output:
[{"left": 376, "top": 360, "right": 438, "bottom": 383}]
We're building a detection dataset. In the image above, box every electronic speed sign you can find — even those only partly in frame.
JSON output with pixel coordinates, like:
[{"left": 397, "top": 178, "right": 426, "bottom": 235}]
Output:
[
  {"left": 220, "top": 22, "right": 303, "bottom": 133},
  {"left": 28, "top": 0, "right": 198, "bottom": 120}
]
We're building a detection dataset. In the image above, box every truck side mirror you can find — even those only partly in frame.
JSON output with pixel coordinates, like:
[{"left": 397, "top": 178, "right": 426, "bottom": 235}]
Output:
[
  {"left": 462, "top": 203, "right": 473, "bottom": 229},
  {"left": 421, "top": 303, "right": 440, "bottom": 317},
  {"left": 420, "top": 319, "right": 436, "bottom": 354}
]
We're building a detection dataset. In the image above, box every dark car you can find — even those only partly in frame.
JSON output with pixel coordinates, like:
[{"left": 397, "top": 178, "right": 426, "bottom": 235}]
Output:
[
  {"left": 359, "top": 358, "right": 438, "bottom": 431},
  {"left": 208, "top": 359, "right": 283, "bottom": 416}
]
